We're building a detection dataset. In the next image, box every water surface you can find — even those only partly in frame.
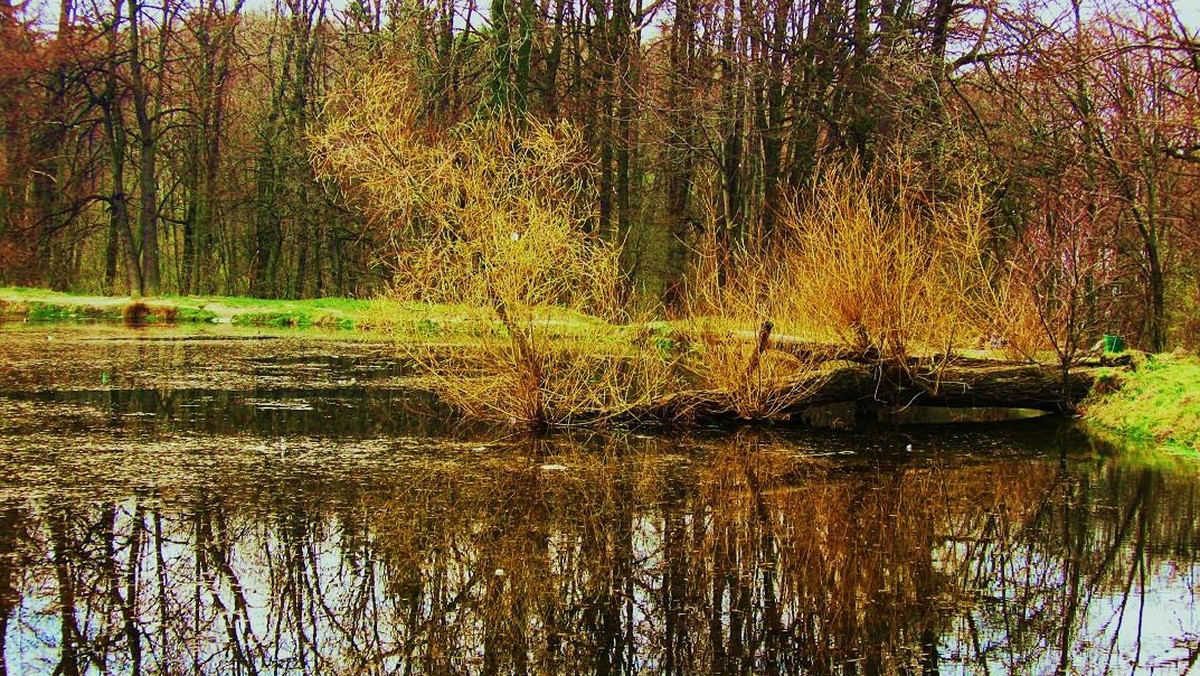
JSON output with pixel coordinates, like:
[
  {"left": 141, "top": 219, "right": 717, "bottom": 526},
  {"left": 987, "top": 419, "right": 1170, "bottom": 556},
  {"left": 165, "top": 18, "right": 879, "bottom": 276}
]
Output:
[{"left": 1, "top": 324, "right": 1197, "bottom": 675}]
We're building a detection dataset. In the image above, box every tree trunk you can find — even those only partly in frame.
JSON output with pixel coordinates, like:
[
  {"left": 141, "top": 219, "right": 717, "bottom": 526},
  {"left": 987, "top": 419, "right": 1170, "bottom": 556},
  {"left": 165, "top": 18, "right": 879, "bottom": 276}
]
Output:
[
  {"left": 129, "top": 0, "right": 159, "bottom": 296},
  {"left": 101, "top": 13, "right": 143, "bottom": 296}
]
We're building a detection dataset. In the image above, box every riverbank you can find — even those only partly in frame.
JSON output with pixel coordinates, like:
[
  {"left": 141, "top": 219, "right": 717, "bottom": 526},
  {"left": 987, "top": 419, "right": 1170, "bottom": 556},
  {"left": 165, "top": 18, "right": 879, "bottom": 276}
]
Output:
[
  {"left": 0, "top": 286, "right": 610, "bottom": 338},
  {"left": 1083, "top": 354, "right": 1200, "bottom": 458},
  {"left": 0, "top": 285, "right": 374, "bottom": 328},
  {"left": 5, "top": 286, "right": 1200, "bottom": 453}
]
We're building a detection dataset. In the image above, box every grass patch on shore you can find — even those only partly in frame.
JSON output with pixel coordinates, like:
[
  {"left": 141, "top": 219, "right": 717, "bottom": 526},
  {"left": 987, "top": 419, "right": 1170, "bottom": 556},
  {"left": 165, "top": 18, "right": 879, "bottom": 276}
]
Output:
[
  {"left": 1084, "top": 354, "right": 1200, "bottom": 457},
  {"left": 0, "top": 286, "right": 366, "bottom": 328},
  {"left": 0, "top": 286, "right": 609, "bottom": 338}
]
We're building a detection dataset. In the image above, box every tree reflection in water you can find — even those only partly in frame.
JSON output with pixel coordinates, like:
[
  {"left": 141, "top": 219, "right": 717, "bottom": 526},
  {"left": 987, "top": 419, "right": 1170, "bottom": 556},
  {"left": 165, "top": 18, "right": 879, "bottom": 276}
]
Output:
[{"left": 0, "top": 430, "right": 1197, "bottom": 675}]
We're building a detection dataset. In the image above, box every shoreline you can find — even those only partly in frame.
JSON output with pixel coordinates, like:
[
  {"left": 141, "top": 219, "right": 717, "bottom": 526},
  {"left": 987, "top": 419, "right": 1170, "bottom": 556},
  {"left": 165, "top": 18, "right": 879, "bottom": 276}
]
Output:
[{"left": 4, "top": 286, "right": 1197, "bottom": 456}]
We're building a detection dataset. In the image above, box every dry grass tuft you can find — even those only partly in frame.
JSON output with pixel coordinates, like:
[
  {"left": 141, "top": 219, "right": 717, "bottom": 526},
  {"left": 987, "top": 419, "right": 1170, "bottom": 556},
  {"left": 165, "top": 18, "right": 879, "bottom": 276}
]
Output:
[{"left": 152, "top": 305, "right": 179, "bottom": 323}]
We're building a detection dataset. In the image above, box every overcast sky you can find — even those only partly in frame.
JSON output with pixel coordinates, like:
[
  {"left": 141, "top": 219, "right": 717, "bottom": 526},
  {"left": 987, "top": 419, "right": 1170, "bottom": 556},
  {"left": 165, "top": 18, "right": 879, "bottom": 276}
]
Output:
[{"left": 22, "top": 0, "right": 1200, "bottom": 45}]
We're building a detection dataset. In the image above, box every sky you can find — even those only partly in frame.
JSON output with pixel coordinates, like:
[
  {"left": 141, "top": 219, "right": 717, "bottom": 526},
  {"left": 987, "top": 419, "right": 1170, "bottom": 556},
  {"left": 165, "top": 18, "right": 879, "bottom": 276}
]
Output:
[
  {"left": 20, "top": 0, "right": 1200, "bottom": 46},
  {"left": 1172, "top": 0, "right": 1200, "bottom": 28}
]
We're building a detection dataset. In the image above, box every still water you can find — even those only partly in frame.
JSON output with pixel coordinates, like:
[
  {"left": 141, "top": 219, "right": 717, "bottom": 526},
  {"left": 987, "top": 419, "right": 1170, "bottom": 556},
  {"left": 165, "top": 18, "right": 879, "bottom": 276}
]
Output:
[{"left": 0, "top": 324, "right": 1197, "bottom": 675}]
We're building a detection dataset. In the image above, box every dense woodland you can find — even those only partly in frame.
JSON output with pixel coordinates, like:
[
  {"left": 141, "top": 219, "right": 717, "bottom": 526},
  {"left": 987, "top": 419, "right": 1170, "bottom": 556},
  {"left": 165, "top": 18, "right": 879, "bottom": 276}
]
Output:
[{"left": 0, "top": 0, "right": 1198, "bottom": 349}]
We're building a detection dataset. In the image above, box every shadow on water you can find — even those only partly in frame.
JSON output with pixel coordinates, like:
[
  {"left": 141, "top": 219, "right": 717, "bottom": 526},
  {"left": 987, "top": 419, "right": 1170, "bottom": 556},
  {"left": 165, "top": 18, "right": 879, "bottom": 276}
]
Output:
[{"left": 0, "top": 325, "right": 1198, "bottom": 675}]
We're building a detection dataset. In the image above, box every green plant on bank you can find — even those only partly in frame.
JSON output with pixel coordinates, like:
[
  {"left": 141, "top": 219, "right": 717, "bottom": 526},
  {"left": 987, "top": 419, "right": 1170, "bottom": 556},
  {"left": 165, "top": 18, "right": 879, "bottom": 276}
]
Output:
[
  {"left": 1084, "top": 353, "right": 1200, "bottom": 457},
  {"left": 231, "top": 311, "right": 314, "bottom": 328},
  {"left": 172, "top": 307, "right": 220, "bottom": 323}
]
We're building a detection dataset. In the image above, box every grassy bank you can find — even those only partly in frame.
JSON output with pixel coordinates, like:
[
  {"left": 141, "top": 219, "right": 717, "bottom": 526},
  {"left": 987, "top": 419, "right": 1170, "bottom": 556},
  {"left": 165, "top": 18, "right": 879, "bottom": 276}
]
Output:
[
  {"left": 1084, "top": 354, "right": 1200, "bottom": 457},
  {"left": 9, "top": 286, "right": 1200, "bottom": 448},
  {"left": 0, "top": 285, "right": 609, "bottom": 336},
  {"left": 0, "top": 286, "right": 371, "bottom": 328}
]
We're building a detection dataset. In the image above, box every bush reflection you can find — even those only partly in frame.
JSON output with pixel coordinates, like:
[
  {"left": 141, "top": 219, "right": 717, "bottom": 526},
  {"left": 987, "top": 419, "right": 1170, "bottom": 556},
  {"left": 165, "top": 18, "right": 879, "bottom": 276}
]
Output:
[{"left": 1, "top": 431, "right": 1198, "bottom": 675}]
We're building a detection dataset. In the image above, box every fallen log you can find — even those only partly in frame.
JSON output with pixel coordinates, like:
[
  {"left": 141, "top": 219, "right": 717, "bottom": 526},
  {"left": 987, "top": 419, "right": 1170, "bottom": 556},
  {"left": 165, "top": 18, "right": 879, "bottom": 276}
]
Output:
[
  {"left": 632, "top": 361, "right": 1107, "bottom": 424},
  {"left": 703, "top": 328, "right": 1133, "bottom": 369}
]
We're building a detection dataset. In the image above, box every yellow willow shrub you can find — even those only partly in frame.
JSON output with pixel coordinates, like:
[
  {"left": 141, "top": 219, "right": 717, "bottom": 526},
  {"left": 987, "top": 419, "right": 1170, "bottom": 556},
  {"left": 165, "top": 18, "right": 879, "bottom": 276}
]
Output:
[
  {"left": 311, "top": 63, "right": 675, "bottom": 427},
  {"left": 680, "top": 214, "right": 830, "bottom": 419},
  {"left": 683, "top": 258, "right": 823, "bottom": 418},
  {"left": 687, "top": 331, "right": 828, "bottom": 419},
  {"left": 979, "top": 262, "right": 1052, "bottom": 362},
  {"left": 310, "top": 64, "right": 619, "bottom": 317},
  {"left": 779, "top": 159, "right": 993, "bottom": 362},
  {"left": 416, "top": 323, "right": 684, "bottom": 428}
]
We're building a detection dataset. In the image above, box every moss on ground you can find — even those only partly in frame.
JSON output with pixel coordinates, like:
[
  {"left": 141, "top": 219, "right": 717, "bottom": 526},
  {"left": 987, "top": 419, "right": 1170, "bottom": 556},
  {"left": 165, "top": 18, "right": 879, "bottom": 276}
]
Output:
[{"left": 1083, "top": 353, "right": 1200, "bottom": 457}]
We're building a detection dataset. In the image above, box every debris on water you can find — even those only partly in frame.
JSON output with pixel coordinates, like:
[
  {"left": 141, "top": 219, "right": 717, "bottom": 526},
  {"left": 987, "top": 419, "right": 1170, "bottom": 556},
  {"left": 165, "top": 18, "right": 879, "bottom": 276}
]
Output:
[{"left": 249, "top": 399, "right": 315, "bottom": 411}]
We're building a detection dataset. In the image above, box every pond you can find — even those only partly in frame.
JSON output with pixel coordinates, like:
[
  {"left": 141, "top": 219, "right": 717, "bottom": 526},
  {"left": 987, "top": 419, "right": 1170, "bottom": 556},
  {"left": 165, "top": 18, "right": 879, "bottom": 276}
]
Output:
[{"left": 0, "top": 324, "right": 1198, "bottom": 675}]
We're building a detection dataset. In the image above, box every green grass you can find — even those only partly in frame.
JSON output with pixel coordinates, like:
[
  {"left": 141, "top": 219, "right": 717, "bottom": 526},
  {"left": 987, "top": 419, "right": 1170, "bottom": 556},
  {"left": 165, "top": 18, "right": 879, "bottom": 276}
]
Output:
[
  {"left": 25, "top": 301, "right": 120, "bottom": 321},
  {"left": 0, "top": 286, "right": 372, "bottom": 329},
  {"left": 0, "top": 286, "right": 612, "bottom": 338},
  {"left": 1083, "top": 353, "right": 1200, "bottom": 457},
  {"left": 0, "top": 286, "right": 80, "bottom": 300}
]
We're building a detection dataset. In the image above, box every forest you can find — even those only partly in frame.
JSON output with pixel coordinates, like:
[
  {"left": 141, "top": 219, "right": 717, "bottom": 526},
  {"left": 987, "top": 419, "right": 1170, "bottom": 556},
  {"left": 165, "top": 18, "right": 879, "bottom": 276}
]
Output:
[{"left": 0, "top": 0, "right": 1198, "bottom": 354}]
